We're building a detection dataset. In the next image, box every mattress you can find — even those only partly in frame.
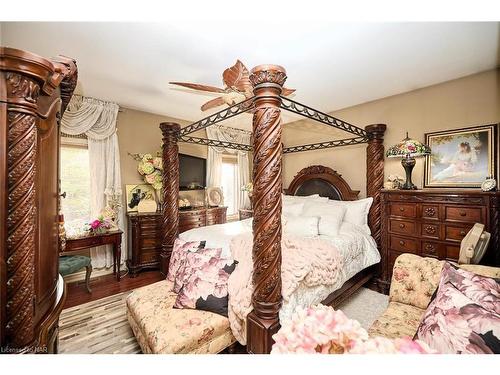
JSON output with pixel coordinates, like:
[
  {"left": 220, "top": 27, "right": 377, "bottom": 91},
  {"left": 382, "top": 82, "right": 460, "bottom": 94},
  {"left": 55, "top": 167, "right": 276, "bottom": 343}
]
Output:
[{"left": 179, "top": 218, "right": 380, "bottom": 322}]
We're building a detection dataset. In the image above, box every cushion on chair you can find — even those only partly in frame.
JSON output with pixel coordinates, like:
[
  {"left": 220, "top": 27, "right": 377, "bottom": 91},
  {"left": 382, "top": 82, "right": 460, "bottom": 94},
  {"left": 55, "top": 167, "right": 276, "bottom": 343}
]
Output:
[
  {"left": 59, "top": 255, "right": 91, "bottom": 276},
  {"left": 126, "top": 280, "right": 235, "bottom": 354},
  {"left": 389, "top": 253, "right": 444, "bottom": 309},
  {"left": 368, "top": 302, "right": 425, "bottom": 339}
]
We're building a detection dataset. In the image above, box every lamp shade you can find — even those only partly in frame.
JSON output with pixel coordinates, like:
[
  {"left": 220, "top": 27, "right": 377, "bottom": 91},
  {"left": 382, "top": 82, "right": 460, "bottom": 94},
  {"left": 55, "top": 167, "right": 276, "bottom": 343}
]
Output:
[{"left": 386, "top": 132, "right": 431, "bottom": 158}]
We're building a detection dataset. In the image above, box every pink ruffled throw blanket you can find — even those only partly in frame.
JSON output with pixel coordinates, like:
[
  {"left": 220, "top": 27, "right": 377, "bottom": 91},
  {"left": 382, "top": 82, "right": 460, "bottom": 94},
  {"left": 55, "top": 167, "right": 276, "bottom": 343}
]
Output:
[{"left": 227, "top": 233, "right": 344, "bottom": 344}]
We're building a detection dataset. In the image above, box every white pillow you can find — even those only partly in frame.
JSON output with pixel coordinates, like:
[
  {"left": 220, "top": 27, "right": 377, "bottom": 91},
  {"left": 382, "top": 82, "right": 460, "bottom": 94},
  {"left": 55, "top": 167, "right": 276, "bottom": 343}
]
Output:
[
  {"left": 301, "top": 202, "right": 347, "bottom": 237},
  {"left": 328, "top": 197, "right": 373, "bottom": 234},
  {"left": 318, "top": 208, "right": 347, "bottom": 237},
  {"left": 282, "top": 202, "right": 304, "bottom": 217},
  {"left": 283, "top": 193, "right": 320, "bottom": 200},
  {"left": 283, "top": 216, "right": 319, "bottom": 237}
]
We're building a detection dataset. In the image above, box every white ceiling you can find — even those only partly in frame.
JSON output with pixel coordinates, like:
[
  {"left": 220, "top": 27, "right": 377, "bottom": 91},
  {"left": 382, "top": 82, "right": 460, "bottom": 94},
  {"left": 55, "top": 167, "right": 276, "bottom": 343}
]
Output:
[{"left": 1, "top": 22, "right": 499, "bottom": 129}]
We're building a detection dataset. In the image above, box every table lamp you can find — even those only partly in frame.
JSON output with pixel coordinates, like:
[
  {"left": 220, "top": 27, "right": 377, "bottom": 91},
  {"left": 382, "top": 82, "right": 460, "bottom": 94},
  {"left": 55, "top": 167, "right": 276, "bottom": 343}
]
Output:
[{"left": 386, "top": 132, "right": 431, "bottom": 190}]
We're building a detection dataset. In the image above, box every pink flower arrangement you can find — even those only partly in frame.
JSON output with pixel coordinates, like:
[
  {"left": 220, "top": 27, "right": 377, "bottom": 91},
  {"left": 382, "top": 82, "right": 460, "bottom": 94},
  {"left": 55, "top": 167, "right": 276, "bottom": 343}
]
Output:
[
  {"left": 86, "top": 216, "right": 112, "bottom": 235},
  {"left": 271, "top": 305, "right": 436, "bottom": 354}
]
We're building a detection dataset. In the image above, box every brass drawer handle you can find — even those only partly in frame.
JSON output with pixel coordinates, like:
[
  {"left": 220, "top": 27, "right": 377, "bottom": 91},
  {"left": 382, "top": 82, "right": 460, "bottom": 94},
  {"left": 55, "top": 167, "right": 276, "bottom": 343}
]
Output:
[
  {"left": 424, "top": 226, "right": 436, "bottom": 235},
  {"left": 425, "top": 244, "right": 436, "bottom": 253},
  {"left": 399, "top": 223, "right": 405, "bottom": 229},
  {"left": 460, "top": 230, "right": 466, "bottom": 236},
  {"left": 399, "top": 207, "right": 405, "bottom": 212},
  {"left": 424, "top": 207, "right": 436, "bottom": 217},
  {"left": 399, "top": 240, "right": 405, "bottom": 246},
  {"left": 459, "top": 211, "right": 467, "bottom": 217}
]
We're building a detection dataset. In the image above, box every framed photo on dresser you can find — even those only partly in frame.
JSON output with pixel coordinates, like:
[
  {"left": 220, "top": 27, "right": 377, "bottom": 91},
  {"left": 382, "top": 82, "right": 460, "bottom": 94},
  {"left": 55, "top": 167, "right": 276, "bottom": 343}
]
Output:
[{"left": 424, "top": 124, "right": 498, "bottom": 188}]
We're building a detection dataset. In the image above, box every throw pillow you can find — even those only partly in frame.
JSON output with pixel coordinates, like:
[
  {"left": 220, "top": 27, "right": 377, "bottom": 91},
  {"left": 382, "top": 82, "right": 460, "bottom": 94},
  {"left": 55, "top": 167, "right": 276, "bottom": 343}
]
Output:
[
  {"left": 415, "top": 262, "right": 500, "bottom": 354},
  {"left": 327, "top": 198, "right": 373, "bottom": 234},
  {"left": 174, "top": 250, "right": 237, "bottom": 317},
  {"left": 301, "top": 202, "right": 347, "bottom": 237},
  {"left": 282, "top": 202, "right": 304, "bottom": 217},
  {"left": 173, "top": 247, "right": 222, "bottom": 293},
  {"left": 166, "top": 238, "right": 206, "bottom": 283},
  {"left": 283, "top": 216, "right": 319, "bottom": 237}
]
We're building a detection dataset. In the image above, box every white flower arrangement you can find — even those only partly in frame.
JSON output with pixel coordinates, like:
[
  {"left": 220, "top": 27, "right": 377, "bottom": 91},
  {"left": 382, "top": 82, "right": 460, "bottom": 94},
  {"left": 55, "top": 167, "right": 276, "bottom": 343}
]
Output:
[{"left": 129, "top": 152, "right": 163, "bottom": 190}]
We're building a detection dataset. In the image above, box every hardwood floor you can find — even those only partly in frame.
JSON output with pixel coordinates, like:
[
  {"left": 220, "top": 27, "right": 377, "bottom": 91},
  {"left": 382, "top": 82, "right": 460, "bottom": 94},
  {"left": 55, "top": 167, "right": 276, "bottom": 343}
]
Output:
[{"left": 64, "top": 270, "right": 163, "bottom": 309}]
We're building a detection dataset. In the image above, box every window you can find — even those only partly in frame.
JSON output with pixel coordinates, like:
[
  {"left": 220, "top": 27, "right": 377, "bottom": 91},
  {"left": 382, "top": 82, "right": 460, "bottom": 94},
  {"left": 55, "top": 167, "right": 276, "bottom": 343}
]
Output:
[
  {"left": 221, "top": 156, "right": 238, "bottom": 217},
  {"left": 60, "top": 136, "right": 91, "bottom": 236}
]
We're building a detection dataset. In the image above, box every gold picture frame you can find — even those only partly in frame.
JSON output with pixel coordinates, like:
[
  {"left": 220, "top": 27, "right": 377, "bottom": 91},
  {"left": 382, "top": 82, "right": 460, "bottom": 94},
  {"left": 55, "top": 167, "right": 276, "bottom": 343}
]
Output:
[{"left": 424, "top": 124, "right": 498, "bottom": 188}]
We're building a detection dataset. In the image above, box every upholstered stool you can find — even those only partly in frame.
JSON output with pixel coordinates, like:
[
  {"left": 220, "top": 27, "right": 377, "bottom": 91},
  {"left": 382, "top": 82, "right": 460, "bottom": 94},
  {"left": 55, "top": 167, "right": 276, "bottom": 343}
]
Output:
[
  {"left": 59, "top": 255, "right": 92, "bottom": 293},
  {"left": 126, "top": 280, "right": 236, "bottom": 354}
]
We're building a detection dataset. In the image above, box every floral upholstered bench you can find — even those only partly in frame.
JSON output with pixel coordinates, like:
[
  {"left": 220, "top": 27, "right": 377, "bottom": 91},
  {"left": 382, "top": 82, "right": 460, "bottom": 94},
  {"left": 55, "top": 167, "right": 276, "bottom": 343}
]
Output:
[
  {"left": 368, "top": 253, "right": 500, "bottom": 339},
  {"left": 126, "top": 280, "right": 236, "bottom": 354}
]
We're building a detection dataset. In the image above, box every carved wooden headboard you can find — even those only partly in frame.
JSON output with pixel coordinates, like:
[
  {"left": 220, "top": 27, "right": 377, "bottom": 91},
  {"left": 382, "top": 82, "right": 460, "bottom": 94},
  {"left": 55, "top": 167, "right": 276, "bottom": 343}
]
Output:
[{"left": 286, "top": 165, "right": 360, "bottom": 201}]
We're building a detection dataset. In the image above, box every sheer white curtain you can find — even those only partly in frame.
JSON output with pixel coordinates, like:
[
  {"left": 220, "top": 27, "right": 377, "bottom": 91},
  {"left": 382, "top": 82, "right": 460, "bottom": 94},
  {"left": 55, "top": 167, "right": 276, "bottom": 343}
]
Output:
[
  {"left": 61, "top": 95, "right": 125, "bottom": 269},
  {"left": 206, "top": 125, "right": 251, "bottom": 210}
]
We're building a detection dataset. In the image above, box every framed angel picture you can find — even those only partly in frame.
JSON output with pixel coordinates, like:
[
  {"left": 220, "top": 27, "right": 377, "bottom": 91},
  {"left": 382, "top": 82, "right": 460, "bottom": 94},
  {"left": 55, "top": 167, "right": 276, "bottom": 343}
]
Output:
[{"left": 424, "top": 124, "right": 498, "bottom": 188}]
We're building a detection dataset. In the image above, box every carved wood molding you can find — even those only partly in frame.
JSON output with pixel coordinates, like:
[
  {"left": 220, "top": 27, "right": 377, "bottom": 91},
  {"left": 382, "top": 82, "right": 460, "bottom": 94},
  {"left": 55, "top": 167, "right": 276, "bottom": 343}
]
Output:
[
  {"left": 1, "top": 48, "right": 78, "bottom": 350},
  {"left": 287, "top": 165, "right": 360, "bottom": 201},
  {"left": 160, "top": 122, "right": 180, "bottom": 276},
  {"left": 246, "top": 65, "right": 285, "bottom": 354},
  {"left": 52, "top": 56, "right": 78, "bottom": 114},
  {"left": 386, "top": 193, "right": 486, "bottom": 205},
  {"left": 365, "top": 124, "right": 387, "bottom": 248}
]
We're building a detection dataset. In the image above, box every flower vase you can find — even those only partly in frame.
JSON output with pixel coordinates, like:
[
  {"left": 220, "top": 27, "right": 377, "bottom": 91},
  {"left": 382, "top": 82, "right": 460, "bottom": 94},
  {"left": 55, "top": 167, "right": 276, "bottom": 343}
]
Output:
[
  {"left": 248, "top": 194, "right": 253, "bottom": 209},
  {"left": 156, "top": 188, "right": 163, "bottom": 204}
]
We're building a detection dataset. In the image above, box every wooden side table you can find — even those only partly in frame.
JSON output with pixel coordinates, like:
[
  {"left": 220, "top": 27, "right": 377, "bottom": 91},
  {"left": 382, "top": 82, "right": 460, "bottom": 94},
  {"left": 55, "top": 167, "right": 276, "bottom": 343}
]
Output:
[
  {"left": 63, "top": 230, "right": 123, "bottom": 281},
  {"left": 239, "top": 209, "right": 253, "bottom": 220}
]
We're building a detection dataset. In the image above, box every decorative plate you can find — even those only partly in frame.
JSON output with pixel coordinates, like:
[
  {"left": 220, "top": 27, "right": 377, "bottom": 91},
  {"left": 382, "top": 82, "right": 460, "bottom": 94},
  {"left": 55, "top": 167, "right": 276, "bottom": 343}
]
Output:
[{"left": 207, "top": 187, "right": 224, "bottom": 206}]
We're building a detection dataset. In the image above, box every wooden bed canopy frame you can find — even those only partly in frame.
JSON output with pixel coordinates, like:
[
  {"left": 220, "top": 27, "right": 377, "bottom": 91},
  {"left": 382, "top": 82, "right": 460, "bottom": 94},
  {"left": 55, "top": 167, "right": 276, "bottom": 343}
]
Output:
[{"left": 159, "top": 64, "right": 387, "bottom": 354}]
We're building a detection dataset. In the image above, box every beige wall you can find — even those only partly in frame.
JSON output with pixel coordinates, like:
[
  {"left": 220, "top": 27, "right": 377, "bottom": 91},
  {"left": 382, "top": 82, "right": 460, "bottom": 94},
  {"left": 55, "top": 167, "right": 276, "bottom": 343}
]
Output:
[
  {"left": 117, "top": 107, "right": 207, "bottom": 197},
  {"left": 283, "top": 69, "right": 500, "bottom": 197}
]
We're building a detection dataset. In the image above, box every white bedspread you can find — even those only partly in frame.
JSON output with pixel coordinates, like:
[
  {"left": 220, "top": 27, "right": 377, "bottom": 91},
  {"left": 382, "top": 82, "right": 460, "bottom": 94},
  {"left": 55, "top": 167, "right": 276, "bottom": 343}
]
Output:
[{"left": 179, "top": 218, "right": 380, "bottom": 322}]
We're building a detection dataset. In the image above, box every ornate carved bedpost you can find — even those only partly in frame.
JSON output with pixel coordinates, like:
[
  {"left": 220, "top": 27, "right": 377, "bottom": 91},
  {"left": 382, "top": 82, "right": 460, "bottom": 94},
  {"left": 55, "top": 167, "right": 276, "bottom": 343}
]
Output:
[
  {"left": 365, "top": 124, "right": 386, "bottom": 247},
  {"left": 247, "top": 65, "right": 286, "bottom": 354},
  {"left": 159, "top": 122, "right": 180, "bottom": 276},
  {"left": 365, "top": 124, "right": 387, "bottom": 291}
]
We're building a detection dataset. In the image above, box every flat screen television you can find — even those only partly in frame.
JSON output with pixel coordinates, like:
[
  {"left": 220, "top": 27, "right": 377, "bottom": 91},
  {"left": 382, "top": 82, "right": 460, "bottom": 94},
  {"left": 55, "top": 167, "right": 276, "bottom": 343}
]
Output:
[{"left": 179, "top": 153, "right": 206, "bottom": 190}]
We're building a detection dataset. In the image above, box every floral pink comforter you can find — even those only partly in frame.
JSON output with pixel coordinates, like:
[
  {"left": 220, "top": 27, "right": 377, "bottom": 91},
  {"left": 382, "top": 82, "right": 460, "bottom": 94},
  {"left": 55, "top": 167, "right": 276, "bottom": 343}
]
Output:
[{"left": 227, "top": 233, "right": 344, "bottom": 344}]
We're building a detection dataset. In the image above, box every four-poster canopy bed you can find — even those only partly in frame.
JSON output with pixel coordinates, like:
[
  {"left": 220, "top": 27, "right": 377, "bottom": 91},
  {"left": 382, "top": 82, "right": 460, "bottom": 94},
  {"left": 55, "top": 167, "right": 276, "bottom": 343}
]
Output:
[{"left": 159, "top": 64, "right": 387, "bottom": 354}]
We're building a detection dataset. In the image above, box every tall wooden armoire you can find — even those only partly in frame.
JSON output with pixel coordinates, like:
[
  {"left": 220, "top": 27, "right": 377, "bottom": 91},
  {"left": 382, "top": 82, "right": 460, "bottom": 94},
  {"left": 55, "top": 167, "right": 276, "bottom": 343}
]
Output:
[{"left": 0, "top": 47, "right": 78, "bottom": 353}]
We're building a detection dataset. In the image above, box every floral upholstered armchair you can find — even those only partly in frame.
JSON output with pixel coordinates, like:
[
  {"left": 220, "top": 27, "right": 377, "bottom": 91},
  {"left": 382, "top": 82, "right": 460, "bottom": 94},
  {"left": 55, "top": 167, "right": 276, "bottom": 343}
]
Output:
[{"left": 368, "top": 253, "right": 500, "bottom": 339}]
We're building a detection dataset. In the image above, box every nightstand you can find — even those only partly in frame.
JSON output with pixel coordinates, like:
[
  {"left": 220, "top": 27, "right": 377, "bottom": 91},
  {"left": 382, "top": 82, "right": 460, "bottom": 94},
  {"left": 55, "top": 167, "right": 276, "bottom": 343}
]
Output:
[{"left": 239, "top": 209, "right": 253, "bottom": 220}]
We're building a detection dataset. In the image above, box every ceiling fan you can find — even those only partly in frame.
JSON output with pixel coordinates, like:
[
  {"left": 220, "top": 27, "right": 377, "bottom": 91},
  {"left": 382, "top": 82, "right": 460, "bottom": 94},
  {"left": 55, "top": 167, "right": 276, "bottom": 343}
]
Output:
[{"left": 170, "top": 60, "right": 295, "bottom": 111}]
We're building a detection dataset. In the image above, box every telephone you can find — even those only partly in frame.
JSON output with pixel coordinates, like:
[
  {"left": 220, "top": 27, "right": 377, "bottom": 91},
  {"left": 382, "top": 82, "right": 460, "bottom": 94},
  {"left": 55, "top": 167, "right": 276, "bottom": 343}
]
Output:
[{"left": 458, "top": 223, "right": 490, "bottom": 264}]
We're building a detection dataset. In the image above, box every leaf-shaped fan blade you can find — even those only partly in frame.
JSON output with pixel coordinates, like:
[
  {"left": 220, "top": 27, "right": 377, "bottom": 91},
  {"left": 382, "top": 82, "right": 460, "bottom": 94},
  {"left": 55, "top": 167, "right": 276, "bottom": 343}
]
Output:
[
  {"left": 282, "top": 88, "right": 296, "bottom": 96},
  {"left": 170, "top": 82, "right": 226, "bottom": 93},
  {"left": 222, "top": 60, "right": 252, "bottom": 93},
  {"left": 201, "top": 97, "right": 226, "bottom": 111}
]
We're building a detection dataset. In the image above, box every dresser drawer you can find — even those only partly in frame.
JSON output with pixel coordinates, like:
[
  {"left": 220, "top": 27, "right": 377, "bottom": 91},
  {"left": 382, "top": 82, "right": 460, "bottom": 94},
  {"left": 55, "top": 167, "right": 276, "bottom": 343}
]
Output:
[
  {"left": 421, "top": 223, "right": 439, "bottom": 239},
  {"left": 389, "top": 235, "right": 418, "bottom": 253},
  {"left": 140, "top": 236, "right": 161, "bottom": 249},
  {"left": 422, "top": 204, "right": 439, "bottom": 220},
  {"left": 445, "top": 224, "right": 474, "bottom": 242},
  {"left": 445, "top": 206, "right": 482, "bottom": 223},
  {"left": 140, "top": 248, "right": 159, "bottom": 264},
  {"left": 421, "top": 241, "right": 441, "bottom": 258},
  {"left": 445, "top": 245, "right": 460, "bottom": 261},
  {"left": 389, "top": 219, "right": 416, "bottom": 235},
  {"left": 389, "top": 203, "right": 417, "bottom": 218}
]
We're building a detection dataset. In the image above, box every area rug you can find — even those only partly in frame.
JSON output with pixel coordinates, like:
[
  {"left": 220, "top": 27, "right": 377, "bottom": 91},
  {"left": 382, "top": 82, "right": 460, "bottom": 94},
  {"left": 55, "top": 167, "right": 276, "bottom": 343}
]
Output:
[{"left": 58, "top": 287, "right": 388, "bottom": 354}]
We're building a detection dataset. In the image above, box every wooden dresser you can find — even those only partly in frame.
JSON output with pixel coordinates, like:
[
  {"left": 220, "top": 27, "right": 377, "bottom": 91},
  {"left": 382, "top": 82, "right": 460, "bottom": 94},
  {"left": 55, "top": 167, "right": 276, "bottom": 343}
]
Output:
[
  {"left": 380, "top": 189, "right": 500, "bottom": 292},
  {"left": 126, "top": 207, "right": 227, "bottom": 276}
]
